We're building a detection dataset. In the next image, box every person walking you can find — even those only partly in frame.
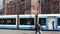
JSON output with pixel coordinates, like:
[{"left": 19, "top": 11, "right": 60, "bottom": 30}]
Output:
[{"left": 35, "top": 21, "right": 42, "bottom": 34}]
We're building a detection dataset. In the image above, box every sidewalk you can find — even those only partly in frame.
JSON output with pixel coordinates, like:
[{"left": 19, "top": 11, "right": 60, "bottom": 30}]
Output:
[
  {"left": 0, "top": 29, "right": 59, "bottom": 34},
  {"left": 19, "top": 30, "right": 60, "bottom": 34}
]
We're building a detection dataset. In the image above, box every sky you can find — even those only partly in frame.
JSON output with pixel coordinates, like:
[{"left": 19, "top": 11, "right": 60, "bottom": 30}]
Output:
[{"left": 0, "top": 0, "right": 3, "bottom": 9}]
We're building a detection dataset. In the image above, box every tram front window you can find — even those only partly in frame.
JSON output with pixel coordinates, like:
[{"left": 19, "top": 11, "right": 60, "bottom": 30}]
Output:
[
  {"left": 20, "top": 18, "right": 34, "bottom": 25},
  {"left": 58, "top": 18, "right": 60, "bottom": 26},
  {"left": 39, "top": 18, "right": 46, "bottom": 26}
]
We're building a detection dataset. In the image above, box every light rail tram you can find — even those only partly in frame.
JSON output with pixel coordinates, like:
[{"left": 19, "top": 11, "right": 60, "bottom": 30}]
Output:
[{"left": 0, "top": 14, "right": 60, "bottom": 30}]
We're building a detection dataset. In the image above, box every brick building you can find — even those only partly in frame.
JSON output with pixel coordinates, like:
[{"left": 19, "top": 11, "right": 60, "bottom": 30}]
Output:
[
  {"left": 2, "top": 0, "right": 60, "bottom": 15},
  {"left": 3, "top": 0, "right": 39, "bottom": 15},
  {"left": 2, "top": 0, "right": 10, "bottom": 15},
  {"left": 0, "top": 9, "right": 2, "bottom": 15},
  {"left": 39, "top": 0, "right": 59, "bottom": 14}
]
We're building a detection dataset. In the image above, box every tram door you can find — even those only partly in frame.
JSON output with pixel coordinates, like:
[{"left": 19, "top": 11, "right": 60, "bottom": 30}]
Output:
[{"left": 48, "top": 16, "right": 56, "bottom": 30}]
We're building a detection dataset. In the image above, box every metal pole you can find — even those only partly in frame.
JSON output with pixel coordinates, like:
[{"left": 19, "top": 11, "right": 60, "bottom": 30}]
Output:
[
  {"left": 40, "top": 0, "right": 41, "bottom": 14},
  {"left": 35, "top": 14, "right": 37, "bottom": 23},
  {"left": 16, "top": 15, "right": 20, "bottom": 29},
  {"left": 25, "top": 0, "right": 26, "bottom": 14},
  {"left": 5, "top": 0, "right": 7, "bottom": 15},
  {"left": 16, "top": 0, "right": 20, "bottom": 29},
  {"left": 59, "top": 0, "right": 60, "bottom": 13}
]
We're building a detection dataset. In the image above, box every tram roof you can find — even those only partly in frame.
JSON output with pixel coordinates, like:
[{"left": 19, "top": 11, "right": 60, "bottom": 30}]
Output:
[
  {"left": 0, "top": 14, "right": 60, "bottom": 18},
  {"left": 19, "top": 15, "right": 35, "bottom": 18},
  {"left": 38, "top": 14, "right": 60, "bottom": 16},
  {"left": 0, "top": 15, "right": 17, "bottom": 18}
]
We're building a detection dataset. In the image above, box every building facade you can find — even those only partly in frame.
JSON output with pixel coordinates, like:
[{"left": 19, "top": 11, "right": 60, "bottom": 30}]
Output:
[
  {"left": 3, "top": 0, "right": 39, "bottom": 15},
  {"left": 2, "top": 0, "right": 60, "bottom": 15},
  {"left": 39, "top": 0, "right": 59, "bottom": 14},
  {"left": 0, "top": 9, "right": 3, "bottom": 15}
]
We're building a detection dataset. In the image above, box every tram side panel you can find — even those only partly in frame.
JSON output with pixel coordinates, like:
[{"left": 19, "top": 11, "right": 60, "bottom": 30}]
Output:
[
  {"left": 56, "top": 16, "right": 60, "bottom": 30},
  {"left": 0, "top": 15, "right": 17, "bottom": 29}
]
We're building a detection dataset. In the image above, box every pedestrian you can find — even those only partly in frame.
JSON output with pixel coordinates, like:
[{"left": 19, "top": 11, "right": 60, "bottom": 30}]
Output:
[{"left": 35, "top": 21, "right": 42, "bottom": 34}]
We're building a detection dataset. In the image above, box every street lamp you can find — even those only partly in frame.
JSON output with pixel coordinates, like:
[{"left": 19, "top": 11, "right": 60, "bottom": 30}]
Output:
[
  {"left": 40, "top": 0, "right": 41, "bottom": 14},
  {"left": 16, "top": 14, "right": 20, "bottom": 30},
  {"left": 35, "top": 14, "right": 38, "bottom": 23},
  {"left": 35, "top": 0, "right": 41, "bottom": 23},
  {"left": 16, "top": 4, "right": 20, "bottom": 30}
]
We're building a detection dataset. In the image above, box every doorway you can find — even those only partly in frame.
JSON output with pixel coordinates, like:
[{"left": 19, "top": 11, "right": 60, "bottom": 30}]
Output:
[{"left": 48, "top": 16, "right": 56, "bottom": 30}]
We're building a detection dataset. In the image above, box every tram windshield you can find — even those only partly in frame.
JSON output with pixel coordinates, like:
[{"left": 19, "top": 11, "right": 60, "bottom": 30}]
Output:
[
  {"left": 0, "top": 18, "right": 16, "bottom": 25},
  {"left": 20, "top": 18, "right": 34, "bottom": 25},
  {"left": 39, "top": 18, "right": 46, "bottom": 26},
  {"left": 58, "top": 18, "right": 60, "bottom": 26}
]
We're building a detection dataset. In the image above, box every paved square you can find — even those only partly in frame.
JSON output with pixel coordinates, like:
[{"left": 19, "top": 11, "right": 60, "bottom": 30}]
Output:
[{"left": 0, "top": 29, "right": 60, "bottom": 34}]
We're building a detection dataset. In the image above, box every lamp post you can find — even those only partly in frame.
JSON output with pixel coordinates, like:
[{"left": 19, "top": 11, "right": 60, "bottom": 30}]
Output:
[
  {"left": 35, "top": 14, "right": 38, "bottom": 23},
  {"left": 16, "top": 14, "right": 20, "bottom": 30},
  {"left": 35, "top": 0, "right": 41, "bottom": 23},
  {"left": 40, "top": 0, "right": 41, "bottom": 14},
  {"left": 16, "top": 3, "right": 20, "bottom": 30}
]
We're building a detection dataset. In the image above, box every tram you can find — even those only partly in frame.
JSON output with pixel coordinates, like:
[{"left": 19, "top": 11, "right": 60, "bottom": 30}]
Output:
[{"left": 0, "top": 14, "right": 60, "bottom": 30}]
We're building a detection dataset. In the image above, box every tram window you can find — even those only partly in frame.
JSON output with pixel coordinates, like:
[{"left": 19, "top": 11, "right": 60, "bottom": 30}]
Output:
[
  {"left": 39, "top": 18, "right": 46, "bottom": 26},
  {"left": 0, "top": 18, "right": 16, "bottom": 25},
  {"left": 6, "top": 18, "right": 16, "bottom": 25},
  {"left": 3, "top": 19, "right": 6, "bottom": 24},
  {"left": 0, "top": 20, "right": 2, "bottom": 24},
  {"left": 20, "top": 18, "right": 34, "bottom": 25},
  {"left": 58, "top": 18, "right": 60, "bottom": 26},
  {"left": 0, "top": 19, "right": 7, "bottom": 24},
  {"left": 0, "top": 19, "right": 5, "bottom": 24}
]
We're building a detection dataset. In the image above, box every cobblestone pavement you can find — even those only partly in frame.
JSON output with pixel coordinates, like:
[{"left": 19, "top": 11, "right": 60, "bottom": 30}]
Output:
[
  {"left": 19, "top": 30, "right": 60, "bottom": 34},
  {"left": 0, "top": 29, "right": 60, "bottom": 34}
]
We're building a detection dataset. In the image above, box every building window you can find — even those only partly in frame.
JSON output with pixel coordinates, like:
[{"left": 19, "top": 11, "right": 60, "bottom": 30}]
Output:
[
  {"left": 38, "top": 0, "right": 40, "bottom": 3},
  {"left": 32, "top": 5, "right": 35, "bottom": 10},
  {"left": 10, "top": 7, "right": 12, "bottom": 12},
  {"left": 48, "top": 0, "right": 52, "bottom": 2},
  {"left": 18, "top": 0, "right": 20, "bottom": 3},
  {"left": 26, "top": 0, "right": 31, "bottom": 2},
  {"left": 14, "top": 5, "right": 16, "bottom": 11},
  {"left": 41, "top": 4, "right": 51, "bottom": 14},
  {"left": 26, "top": 5, "right": 31, "bottom": 10},
  {"left": 52, "top": 4, "right": 59, "bottom": 13},
  {"left": 21, "top": 0, "right": 25, "bottom": 1},
  {"left": 42, "top": 0, "right": 52, "bottom": 3},
  {"left": 44, "top": 0, "right": 48, "bottom": 3},
  {"left": 9, "top": 1, "right": 13, "bottom": 4},
  {"left": 24, "top": 5, "right": 31, "bottom": 14},
  {"left": 7, "top": 7, "right": 9, "bottom": 12}
]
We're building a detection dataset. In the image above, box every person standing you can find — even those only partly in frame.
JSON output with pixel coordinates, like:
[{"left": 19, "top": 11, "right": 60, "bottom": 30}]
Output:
[{"left": 35, "top": 21, "right": 42, "bottom": 34}]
